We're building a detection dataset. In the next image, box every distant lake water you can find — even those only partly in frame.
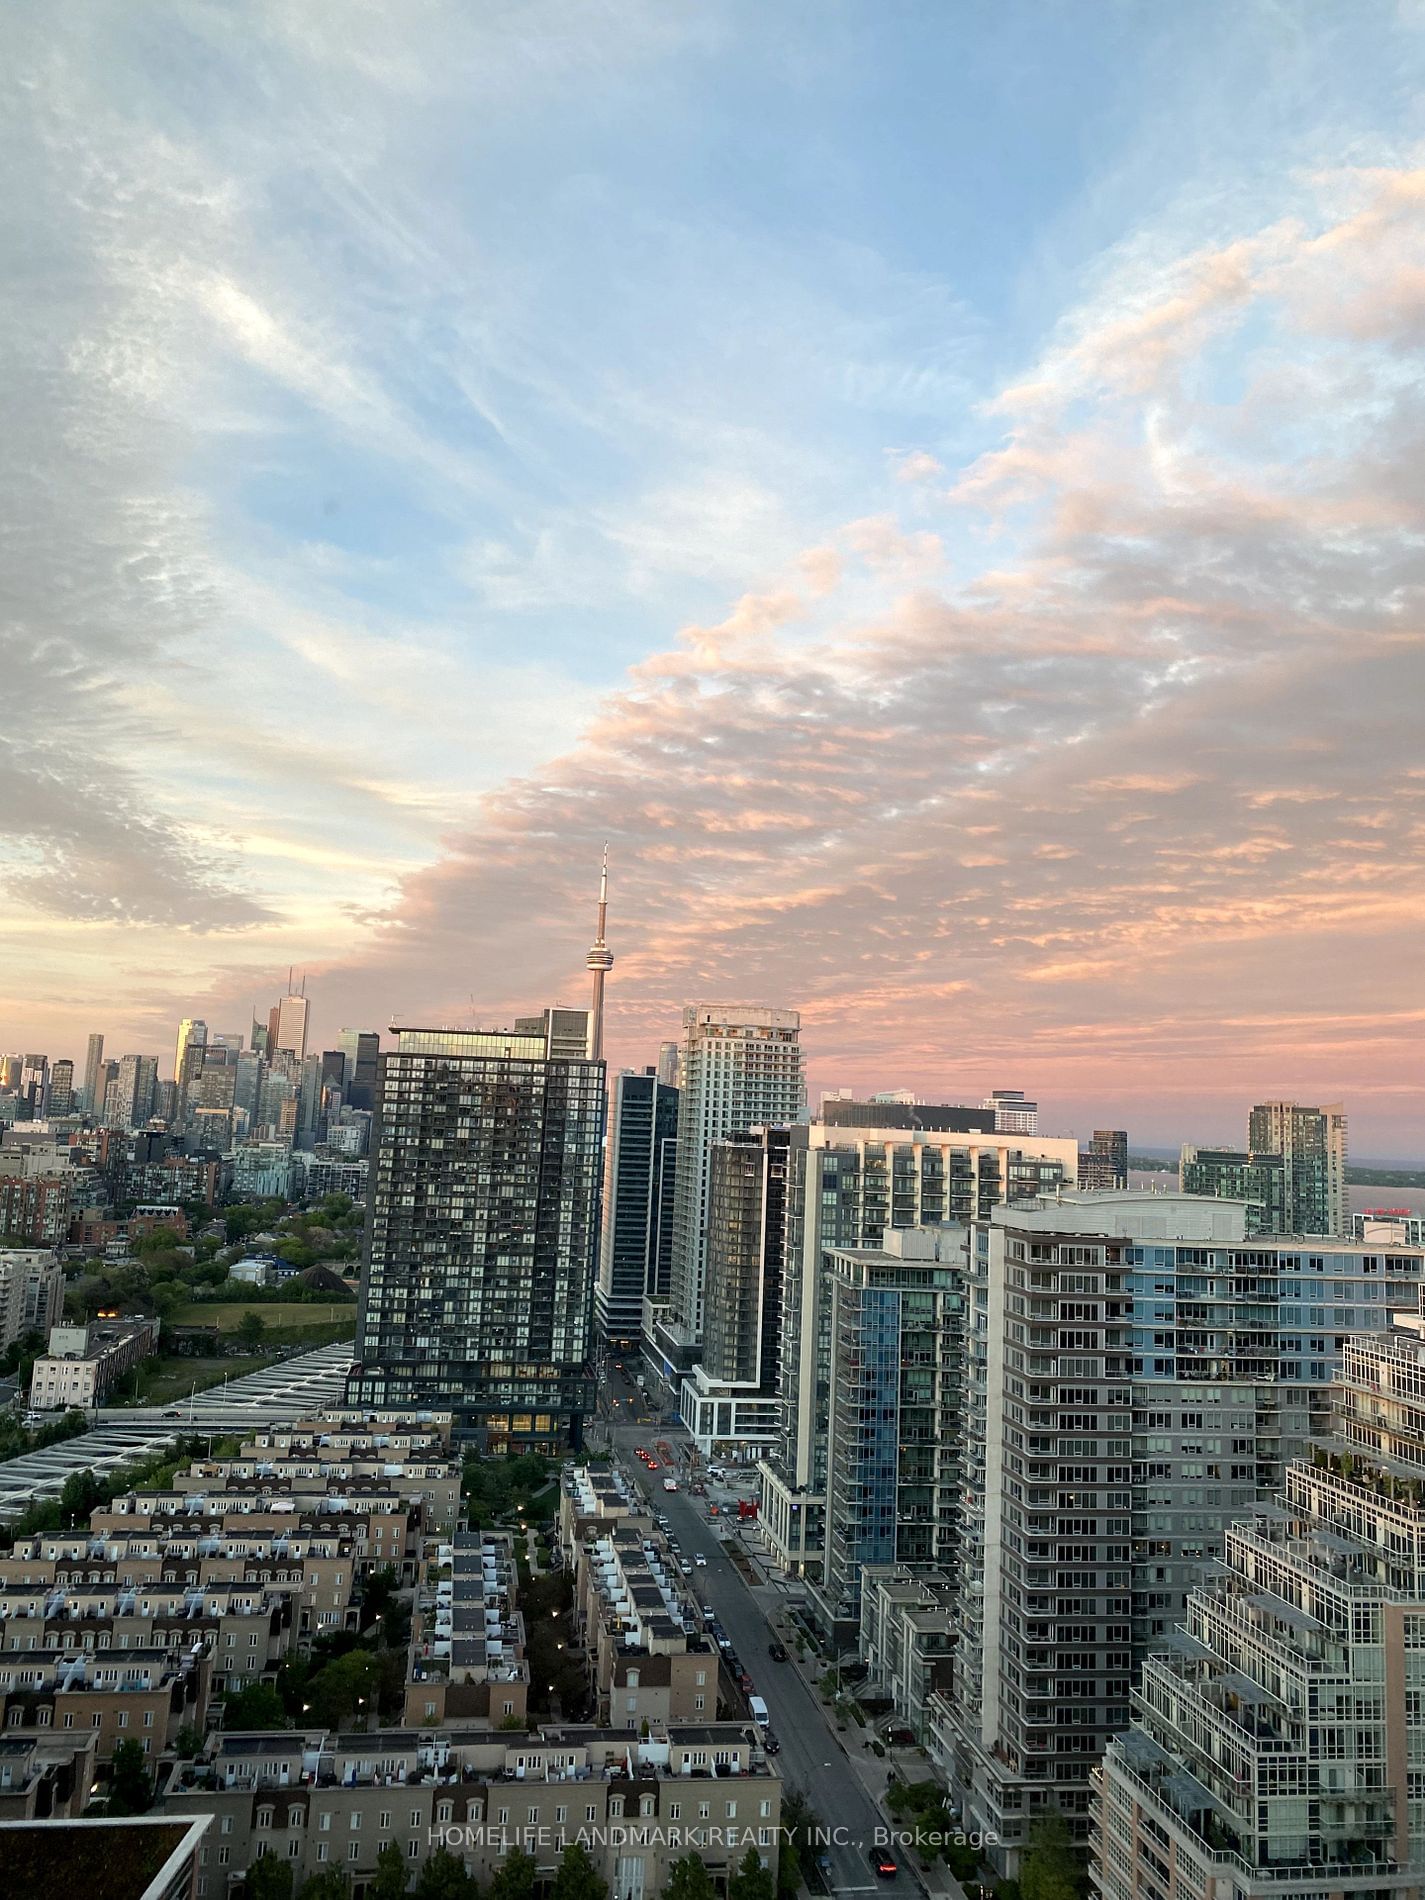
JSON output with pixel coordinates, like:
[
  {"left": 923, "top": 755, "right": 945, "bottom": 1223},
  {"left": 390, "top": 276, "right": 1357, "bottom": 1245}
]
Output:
[{"left": 1128, "top": 1170, "right": 1425, "bottom": 1219}]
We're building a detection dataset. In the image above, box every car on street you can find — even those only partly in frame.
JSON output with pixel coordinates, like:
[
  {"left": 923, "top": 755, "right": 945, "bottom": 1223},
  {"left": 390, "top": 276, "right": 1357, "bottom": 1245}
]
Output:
[
  {"left": 679, "top": 1560, "right": 693, "bottom": 1576},
  {"left": 701, "top": 1604, "right": 715, "bottom": 1619},
  {"left": 762, "top": 1730, "right": 781, "bottom": 1755},
  {"left": 737, "top": 1671, "right": 754, "bottom": 1692},
  {"left": 767, "top": 1641, "right": 788, "bottom": 1661},
  {"left": 694, "top": 1551, "right": 706, "bottom": 1565},
  {"left": 870, "top": 1848, "right": 898, "bottom": 1879}
]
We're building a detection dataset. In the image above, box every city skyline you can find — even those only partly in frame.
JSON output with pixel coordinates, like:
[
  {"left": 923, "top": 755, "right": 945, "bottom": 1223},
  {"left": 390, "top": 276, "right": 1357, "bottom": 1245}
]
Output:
[{"left": 2, "top": 4, "right": 1423, "bottom": 1153}]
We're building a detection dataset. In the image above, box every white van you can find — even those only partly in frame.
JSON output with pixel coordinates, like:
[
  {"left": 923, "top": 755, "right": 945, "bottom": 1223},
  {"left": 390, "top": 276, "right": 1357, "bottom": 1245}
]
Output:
[{"left": 747, "top": 1694, "right": 770, "bottom": 1727}]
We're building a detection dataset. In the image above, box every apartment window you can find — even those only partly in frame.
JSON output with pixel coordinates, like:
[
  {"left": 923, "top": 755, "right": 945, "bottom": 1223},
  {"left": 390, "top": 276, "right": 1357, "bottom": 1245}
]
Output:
[
  {"left": 257, "top": 1808, "right": 274, "bottom": 1830},
  {"left": 586, "top": 1806, "right": 597, "bottom": 1822},
  {"left": 437, "top": 1802, "right": 453, "bottom": 1823},
  {"left": 288, "top": 1839, "right": 301, "bottom": 1859},
  {"left": 319, "top": 1813, "right": 332, "bottom": 1832},
  {"left": 350, "top": 1812, "right": 362, "bottom": 1830},
  {"left": 218, "top": 1848, "right": 230, "bottom": 1867},
  {"left": 317, "top": 1845, "right": 329, "bottom": 1863},
  {"left": 380, "top": 1810, "right": 391, "bottom": 1830},
  {"left": 348, "top": 1842, "right": 360, "bottom": 1861},
  {"left": 221, "top": 1818, "right": 233, "bottom": 1836},
  {"left": 410, "top": 1810, "right": 422, "bottom": 1828},
  {"left": 409, "top": 1842, "right": 420, "bottom": 1859}
]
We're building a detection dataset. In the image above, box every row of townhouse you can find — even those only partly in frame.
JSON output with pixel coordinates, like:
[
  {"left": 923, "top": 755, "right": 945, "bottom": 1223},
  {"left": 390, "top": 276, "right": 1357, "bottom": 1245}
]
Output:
[
  {"left": 0, "top": 1642, "right": 211, "bottom": 1762},
  {"left": 0, "top": 1519, "right": 363, "bottom": 1641},
  {"left": 406, "top": 1531, "right": 530, "bottom": 1729},
  {"left": 168, "top": 1457, "right": 461, "bottom": 1540},
  {"left": 162, "top": 1721, "right": 782, "bottom": 1900},
  {"left": 0, "top": 1576, "right": 296, "bottom": 1695},
  {"left": 561, "top": 1466, "right": 736, "bottom": 1735}
]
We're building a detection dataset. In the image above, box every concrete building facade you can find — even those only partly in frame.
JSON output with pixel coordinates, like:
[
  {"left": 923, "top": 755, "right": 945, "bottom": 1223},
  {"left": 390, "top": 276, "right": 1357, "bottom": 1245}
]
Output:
[{"left": 1093, "top": 1320, "right": 1425, "bottom": 1900}]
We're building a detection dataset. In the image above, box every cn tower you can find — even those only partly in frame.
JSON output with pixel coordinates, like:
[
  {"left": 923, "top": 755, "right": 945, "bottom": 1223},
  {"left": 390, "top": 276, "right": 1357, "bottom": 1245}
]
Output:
[{"left": 586, "top": 845, "right": 614, "bottom": 1061}]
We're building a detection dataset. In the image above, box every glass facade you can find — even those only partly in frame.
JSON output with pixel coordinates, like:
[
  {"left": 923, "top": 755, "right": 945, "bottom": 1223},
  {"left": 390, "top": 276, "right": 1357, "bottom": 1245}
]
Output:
[{"left": 347, "top": 1029, "right": 604, "bottom": 1452}]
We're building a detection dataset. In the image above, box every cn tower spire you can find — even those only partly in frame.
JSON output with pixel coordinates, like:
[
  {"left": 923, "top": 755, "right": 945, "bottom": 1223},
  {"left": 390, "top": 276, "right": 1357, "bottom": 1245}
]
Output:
[{"left": 586, "top": 844, "right": 614, "bottom": 1061}]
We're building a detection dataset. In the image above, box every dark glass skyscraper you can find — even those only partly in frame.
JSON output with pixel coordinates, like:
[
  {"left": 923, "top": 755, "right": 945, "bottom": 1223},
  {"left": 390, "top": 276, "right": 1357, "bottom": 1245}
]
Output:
[
  {"left": 595, "top": 1067, "right": 678, "bottom": 1351},
  {"left": 346, "top": 1025, "right": 604, "bottom": 1453}
]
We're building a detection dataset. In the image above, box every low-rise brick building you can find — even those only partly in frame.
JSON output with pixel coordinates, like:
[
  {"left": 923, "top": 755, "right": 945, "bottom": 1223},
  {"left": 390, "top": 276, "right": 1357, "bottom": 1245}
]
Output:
[{"left": 163, "top": 1722, "right": 780, "bottom": 1900}]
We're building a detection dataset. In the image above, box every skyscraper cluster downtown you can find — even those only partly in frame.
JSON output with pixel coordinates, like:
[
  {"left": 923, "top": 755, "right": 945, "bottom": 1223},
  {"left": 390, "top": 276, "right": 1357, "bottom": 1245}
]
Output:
[{"left": 6, "top": 862, "right": 1424, "bottom": 1900}]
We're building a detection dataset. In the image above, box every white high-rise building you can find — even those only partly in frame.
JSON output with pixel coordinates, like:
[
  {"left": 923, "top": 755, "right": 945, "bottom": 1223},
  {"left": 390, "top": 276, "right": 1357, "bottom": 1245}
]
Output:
[
  {"left": 268, "top": 992, "right": 309, "bottom": 1061},
  {"left": 649, "top": 1007, "right": 804, "bottom": 1385},
  {"left": 1094, "top": 1318, "right": 1425, "bottom": 1900},
  {"left": 982, "top": 1087, "right": 1038, "bottom": 1133}
]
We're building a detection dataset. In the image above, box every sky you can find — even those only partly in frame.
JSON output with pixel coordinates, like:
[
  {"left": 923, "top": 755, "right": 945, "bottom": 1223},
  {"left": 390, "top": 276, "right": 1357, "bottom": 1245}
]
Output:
[{"left": 2, "top": 0, "right": 1423, "bottom": 1156}]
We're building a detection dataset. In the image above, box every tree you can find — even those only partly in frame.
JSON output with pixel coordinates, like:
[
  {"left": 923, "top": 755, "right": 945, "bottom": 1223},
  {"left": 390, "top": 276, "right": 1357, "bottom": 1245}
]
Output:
[
  {"left": 174, "top": 1723, "right": 204, "bottom": 1759},
  {"left": 247, "top": 1855, "right": 297, "bottom": 1900},
  {"left": 59, "top": 1468, "right": 104, "bottom": 1526},
  {"left": 296, "top": 1871, "right": 352, "bottom": 1900},
  {"left": 487, "top": 1849, "right": 537, "bottom": 1900},
  {"left": 307, "top": 1647, "right": 379, "bottom": 1729},
  {"left": 238, "top": 1311, "right": 268, "bottom": 1348},
  {"left": 224, "top": 1680, "right": 290, "bottom": 1729},
  {"left": 371, "top": 1840, "right": 411, "bottom": 1900},
  {"left": 414, "top": 1849, "right": 479, "bottom": 1900},
  {"left": 1020, "top": 1816, "right": 1084, "bottom": 1900},
  {"left": 107, "top": 1737, "right": 152, "bottom": 1815},
  {"left": 550, "top": 1843, "right": 607, "bottom": 1900},
  {"left": 662, "top": 1857, "right": 718, "bottom": 1900},
  {"left": 726, "top": 1849, "right": 775, "bottom": 1900}
]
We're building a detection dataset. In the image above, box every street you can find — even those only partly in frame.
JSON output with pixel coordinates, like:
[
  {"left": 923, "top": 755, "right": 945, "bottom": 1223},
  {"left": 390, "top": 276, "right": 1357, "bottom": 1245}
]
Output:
[{"left": 602, "top": 1404, "right": 914, "bottom": 1900}]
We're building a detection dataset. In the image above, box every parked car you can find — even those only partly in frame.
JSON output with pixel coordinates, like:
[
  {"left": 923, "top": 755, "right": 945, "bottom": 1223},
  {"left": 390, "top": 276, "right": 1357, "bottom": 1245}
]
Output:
[
  {"left": 694, "top": 1551, "right": 707, "bottom": 1565},
  {"left": 762, "top": 1729, "right": 781, "bottom": 1755}
]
